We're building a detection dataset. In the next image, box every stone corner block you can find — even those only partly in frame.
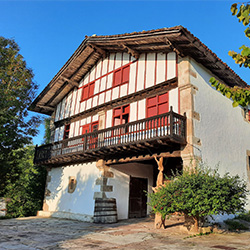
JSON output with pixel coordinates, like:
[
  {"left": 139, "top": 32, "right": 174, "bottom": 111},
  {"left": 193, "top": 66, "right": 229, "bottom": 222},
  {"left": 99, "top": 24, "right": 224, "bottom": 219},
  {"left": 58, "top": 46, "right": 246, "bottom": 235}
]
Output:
[{"left": 94, "top": 192, "right": 107, "bottom": 199}]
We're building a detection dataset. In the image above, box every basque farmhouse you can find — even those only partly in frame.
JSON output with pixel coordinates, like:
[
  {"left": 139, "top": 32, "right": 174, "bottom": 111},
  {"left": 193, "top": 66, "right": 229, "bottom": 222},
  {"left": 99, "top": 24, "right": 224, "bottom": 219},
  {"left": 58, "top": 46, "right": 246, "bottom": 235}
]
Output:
[{"left": 30, "top": 26, "right": 250, "bottom": 222}]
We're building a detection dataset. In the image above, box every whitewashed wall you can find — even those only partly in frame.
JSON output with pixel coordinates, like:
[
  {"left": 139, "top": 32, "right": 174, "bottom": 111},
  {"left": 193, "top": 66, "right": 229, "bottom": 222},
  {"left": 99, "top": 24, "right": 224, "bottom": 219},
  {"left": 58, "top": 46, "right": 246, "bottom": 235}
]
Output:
[
  {"left": 45, "top": 162, "right": 100, "bottom": 221},
  {"left": 54, "top": 52, "right": 177, "bottom": 122},
  {"left": 190, "top": 58, "right": 250, "bottom": 210},
  {"left": 106, "top": 162, "right": 154, "bottom": 220}
]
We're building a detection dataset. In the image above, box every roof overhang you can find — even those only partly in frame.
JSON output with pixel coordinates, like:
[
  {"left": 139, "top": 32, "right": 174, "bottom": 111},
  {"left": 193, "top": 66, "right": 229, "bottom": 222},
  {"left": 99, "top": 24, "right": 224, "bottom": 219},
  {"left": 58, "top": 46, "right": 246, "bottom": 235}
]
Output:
[{"left": 29, "top": 26, "right": 248, "bottom": 115}]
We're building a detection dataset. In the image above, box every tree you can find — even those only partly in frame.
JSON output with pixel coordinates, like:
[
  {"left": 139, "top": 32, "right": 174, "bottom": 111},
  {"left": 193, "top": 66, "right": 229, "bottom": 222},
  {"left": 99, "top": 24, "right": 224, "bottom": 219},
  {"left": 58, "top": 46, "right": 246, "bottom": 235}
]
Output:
[
  {"left": 4, "top": 146, "right": 46, "bottom": 218},
  {"left": 210, "top": 3, "right": 250, "bottom": 107},
  {"left": 147, "top": 162, "right": 248, "bottom": 232},
  {"left": 0, "top": 37, "right": 41, "bottom": 195},
  {"left": 42, "top": 117, "right": 51, "bottom": 145}
]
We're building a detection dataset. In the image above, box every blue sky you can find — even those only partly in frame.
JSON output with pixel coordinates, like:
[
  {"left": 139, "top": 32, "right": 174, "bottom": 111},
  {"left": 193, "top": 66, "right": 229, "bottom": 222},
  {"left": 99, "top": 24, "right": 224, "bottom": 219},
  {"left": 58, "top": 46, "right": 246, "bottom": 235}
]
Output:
[{"left": 1, "top": 0, "right": 249, "bottom": 145}]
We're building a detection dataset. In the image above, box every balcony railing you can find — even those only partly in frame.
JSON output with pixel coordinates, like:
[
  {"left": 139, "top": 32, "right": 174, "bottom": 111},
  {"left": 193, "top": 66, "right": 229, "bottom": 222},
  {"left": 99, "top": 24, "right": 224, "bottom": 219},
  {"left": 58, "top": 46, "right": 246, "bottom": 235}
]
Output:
[{"left": 34, "top": 108, "right": 186, "bottom": 165}]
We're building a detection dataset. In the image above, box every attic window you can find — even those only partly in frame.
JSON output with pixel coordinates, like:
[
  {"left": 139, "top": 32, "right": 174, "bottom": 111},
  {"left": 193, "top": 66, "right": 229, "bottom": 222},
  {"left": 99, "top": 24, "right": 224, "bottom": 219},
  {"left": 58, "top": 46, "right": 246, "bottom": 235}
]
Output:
[
  {"left": 81, "top": 81, "right": 95, "bottom": 101},
  {"left": 113, "top": 65, "right": 130, "bottom": 87}
]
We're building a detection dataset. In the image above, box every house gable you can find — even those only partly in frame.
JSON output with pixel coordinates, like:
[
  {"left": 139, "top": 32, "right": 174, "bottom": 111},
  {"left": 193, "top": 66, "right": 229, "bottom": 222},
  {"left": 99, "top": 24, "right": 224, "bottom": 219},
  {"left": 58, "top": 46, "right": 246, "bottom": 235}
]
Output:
[
  {"left": 54, "top": 51, "right": 177, "bottom": 123},
  {"left": 29, "top": 26, "right": 247, "bottom": 116}
]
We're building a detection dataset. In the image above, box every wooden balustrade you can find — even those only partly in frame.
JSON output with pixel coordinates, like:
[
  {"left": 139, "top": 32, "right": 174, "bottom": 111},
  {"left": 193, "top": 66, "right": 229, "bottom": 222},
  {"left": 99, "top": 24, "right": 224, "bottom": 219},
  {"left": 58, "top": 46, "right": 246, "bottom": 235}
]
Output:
[{"left": 34, "top": 109, "right": 186, "bottom": 164}]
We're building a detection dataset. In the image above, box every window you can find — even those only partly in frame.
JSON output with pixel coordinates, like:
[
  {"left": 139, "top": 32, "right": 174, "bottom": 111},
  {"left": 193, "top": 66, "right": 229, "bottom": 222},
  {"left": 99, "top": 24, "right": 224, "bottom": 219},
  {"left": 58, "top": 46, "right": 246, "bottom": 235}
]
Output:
[
  {"left": 113, "top": 65, "right": 130, "bottom": 87},
  {"left": 63, "top": 124, "right": 70, "bottom": 139},
  {"left": 82, "top": 124, "right": 90, "bottom": 135},
  {"left": 81, "top": 121, "right": 99, "bottom": 149},
  {"left": 81, "top": 81, "right": 95, "bottom": 101},
  {"left": 146, "top": 92, "right": 169, "bottom": 117},
  {"left": 81, "top": 121, "right": 99, "bottom": 135},
  {"left": 91, "top": 121, "right": 99, "bottom": 132},
  {"left": 113, "top": 105, "right": 130, "bottom": 126}
]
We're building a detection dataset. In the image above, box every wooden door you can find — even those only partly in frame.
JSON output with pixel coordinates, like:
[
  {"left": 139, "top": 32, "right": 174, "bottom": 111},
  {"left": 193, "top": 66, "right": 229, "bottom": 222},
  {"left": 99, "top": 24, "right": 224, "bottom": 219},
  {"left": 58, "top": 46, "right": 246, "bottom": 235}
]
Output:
[{"left": 128, "top": 177, "right": 148, "bottom": 218}]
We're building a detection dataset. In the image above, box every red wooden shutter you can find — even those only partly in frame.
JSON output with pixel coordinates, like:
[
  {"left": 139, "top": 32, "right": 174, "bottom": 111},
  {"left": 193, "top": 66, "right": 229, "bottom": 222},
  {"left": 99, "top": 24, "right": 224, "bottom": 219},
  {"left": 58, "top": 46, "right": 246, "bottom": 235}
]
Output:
[
  {"left": 82, "top": 124, "right": 90, "bottom": 134},
  {"left": 158, "top": 92, "right": 169, "bottom": 115},
  {"left": 146, "top": 92, "right": 169, "bottom": 117},
  {"left": 89, "top": 82, "right": 95, "bottom": 97},
  {"left": 122, "top": 66, "right": 130, "bottom": 84},
  {"left": 114, "top": 69, "right": 122, "bottom": 86},
  {"left": 147, "top": 96, "right": 157, "bottom": 117},
  {"left": 82, "top": 85, "right": 89, "bottom": 101}
]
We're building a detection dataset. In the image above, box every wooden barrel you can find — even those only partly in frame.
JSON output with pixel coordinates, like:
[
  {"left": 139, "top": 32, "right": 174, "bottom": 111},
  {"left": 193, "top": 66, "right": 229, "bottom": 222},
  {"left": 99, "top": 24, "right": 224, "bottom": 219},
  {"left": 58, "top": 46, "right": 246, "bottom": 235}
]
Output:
[{"left": 94, "top": 198, "right": 118, "bottom": 223}]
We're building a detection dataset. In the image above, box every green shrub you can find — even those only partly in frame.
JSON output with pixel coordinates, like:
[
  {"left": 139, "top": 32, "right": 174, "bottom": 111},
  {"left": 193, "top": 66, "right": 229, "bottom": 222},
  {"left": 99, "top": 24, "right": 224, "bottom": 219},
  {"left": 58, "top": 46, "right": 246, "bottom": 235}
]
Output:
[
  {"left": 235, "top": 211, "right": 250, "bottom": 222},
  {"left": 0, "top": 215, "right": 12, "bottom": 220},
  {"left": 224, "top": 219, "right": 249, "bottom": 231},
  {"left": 147, "top": 161, "right": 248, "bottom": 231}
]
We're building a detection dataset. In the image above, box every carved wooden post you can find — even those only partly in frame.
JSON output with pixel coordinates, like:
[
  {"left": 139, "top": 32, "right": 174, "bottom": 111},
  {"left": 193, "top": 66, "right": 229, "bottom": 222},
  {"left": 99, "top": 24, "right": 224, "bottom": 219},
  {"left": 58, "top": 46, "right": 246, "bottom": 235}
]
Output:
[
  {"left": 169, "top": 106, "right": 173, "bottom": 137},
  {"left": 152, "top": 156, "right": 166, "bottom": 229}
]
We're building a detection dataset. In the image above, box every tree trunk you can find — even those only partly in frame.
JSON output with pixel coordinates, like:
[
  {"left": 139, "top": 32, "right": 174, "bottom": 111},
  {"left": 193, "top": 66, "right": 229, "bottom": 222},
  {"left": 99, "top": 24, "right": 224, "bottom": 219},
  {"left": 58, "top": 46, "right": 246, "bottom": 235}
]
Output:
[
  {"left": 184, "top": 214, "right": 200, "bottom": 232},
  {"left": 193, "top": 216, "right": 199, "bottom": 232},
  {"left": 154, "top": 212, "right": 165, "bottom": 229}
]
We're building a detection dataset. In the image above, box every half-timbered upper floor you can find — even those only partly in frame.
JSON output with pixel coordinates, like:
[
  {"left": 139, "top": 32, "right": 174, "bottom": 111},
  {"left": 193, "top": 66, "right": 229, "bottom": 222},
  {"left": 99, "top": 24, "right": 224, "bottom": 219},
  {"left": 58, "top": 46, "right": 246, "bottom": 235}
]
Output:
[{"left": 30, "top": 26, "right": 247, "bottom": 165}]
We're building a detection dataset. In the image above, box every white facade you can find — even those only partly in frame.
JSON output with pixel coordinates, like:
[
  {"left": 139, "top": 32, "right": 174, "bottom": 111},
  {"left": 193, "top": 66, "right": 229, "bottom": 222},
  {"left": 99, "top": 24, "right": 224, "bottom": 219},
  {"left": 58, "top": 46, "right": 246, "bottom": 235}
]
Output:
[
  {"left": 44, "top": 162, "right": 100, "bottom": 221},
  {"left": 41, "top": 54, "right": 250, "bottom": 222},
  {"left": 190, "top": 58, "right": 250, "bottom": 210}
]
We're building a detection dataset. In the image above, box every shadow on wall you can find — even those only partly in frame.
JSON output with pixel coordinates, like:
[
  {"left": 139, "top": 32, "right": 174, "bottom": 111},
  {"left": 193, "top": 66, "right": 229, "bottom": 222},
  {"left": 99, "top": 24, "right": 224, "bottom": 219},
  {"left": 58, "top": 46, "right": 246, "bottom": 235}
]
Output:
[
  {"left": 46, "top": 163, "right": 101, "bottom": 218},
  {"left": 106, "top": 168, "right": 130, "bottom": 220},
  {"left": 46, "top": 166, "right": 64, "bottom": 201}
]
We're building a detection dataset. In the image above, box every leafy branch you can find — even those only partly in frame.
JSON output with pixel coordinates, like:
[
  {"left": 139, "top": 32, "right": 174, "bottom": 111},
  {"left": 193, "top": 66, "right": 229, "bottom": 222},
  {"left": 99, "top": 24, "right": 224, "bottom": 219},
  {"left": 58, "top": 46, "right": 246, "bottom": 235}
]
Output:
[
  {"left": 210, "top": 77, "right": 250, "bottom": 107},
  {"left": 209, "top": 3, "right": 250, "bottom": 107}
]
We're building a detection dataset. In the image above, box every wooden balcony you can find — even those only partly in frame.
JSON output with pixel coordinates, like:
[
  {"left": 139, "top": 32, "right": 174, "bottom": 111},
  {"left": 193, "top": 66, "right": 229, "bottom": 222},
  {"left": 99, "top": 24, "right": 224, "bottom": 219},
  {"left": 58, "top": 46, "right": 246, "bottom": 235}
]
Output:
[{"left": 34, "top": 109, "right": 186, "bottom": 165}]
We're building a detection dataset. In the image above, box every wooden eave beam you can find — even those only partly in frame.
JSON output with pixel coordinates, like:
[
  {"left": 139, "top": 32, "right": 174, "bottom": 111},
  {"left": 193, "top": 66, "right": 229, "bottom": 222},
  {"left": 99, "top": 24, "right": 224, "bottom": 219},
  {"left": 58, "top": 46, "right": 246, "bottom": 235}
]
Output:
[
  {"left": 69, "top": 48, "right": 96, "bottom": 81},
  {"left": 60, "top": 76, "right": 79, "bottom": 87},
  {"left": 44, "top": 49, "right": 95, "bottom": 107},
  {"left": 164, "top": 37, "right": 184, "bottom": 57},
  {"left": 45, "top": 81, "right": 69, "bottom": 106},
  {"left": 88, "top": 43, "right": 107, "bottom": 58},
  {"left": 121, "top": 44, "right": 140, "bottom": 59},
  {"left": 37, "top": 105, "right": 54, "bottom": 112}
]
